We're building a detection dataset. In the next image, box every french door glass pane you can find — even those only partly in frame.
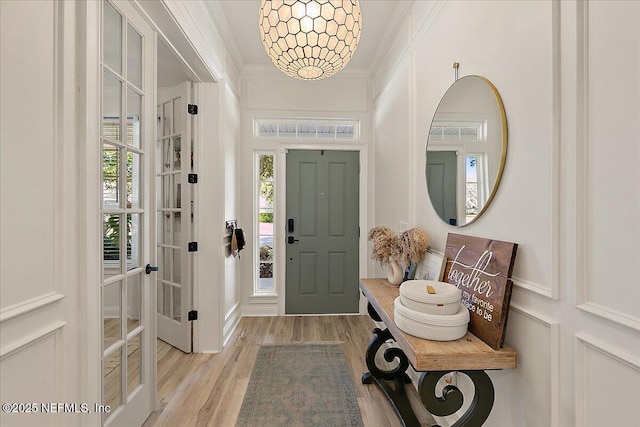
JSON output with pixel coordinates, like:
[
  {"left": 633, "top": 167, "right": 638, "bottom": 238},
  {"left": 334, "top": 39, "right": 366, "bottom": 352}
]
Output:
[
  {"left": 162, "top": 102, "right": 172, "bottom": 137},
  {"left": 163, "top": 282, "right": 171, "bottom": 317},
  {"left": 127, "top": 333, "right": 142, "bottom": 397},
  {"left": 103, "top": 71, "right": 122, "bottom": 141},
  {"left": 173, "top": 98, "right": 182, "bottom": 134},
  {"left": 103, "top": 144, "right": 121, "bottom": 208},
  {"left": 158, "top": 212, "right": 170, "bottom": 246},
  {"left": 173, "top": 176, "right": 180, "bottom": 209},
  {"left": 103, "top": 281, "right": 122, "bottom": 350},
  {"left": 162, "top": 248, "right": 171, "bottom": 281},
  {"left": 103, "top": 1, "right": 122, "bottom": 73},
  {"left": 127, "top": 273, "right": 141, "bottom": 333},
  {"left": 103, "top": 348, "right": 122, "bottom": 420},
  {"left": 173, "top": 286, "right": 181, "bottom": 321},
  {"left": 173, "top": 213, "right": 181, "bottom": 247},
  {"left": 172, "top": 249, "right": 181, "bottom": 284},
  {"left": 161, "top": 175, "right": 171, "bottom": 208},
  {"left": 127, "top": 23, "right": 142, "bottom": 88},
  {"left": 127, "top": 214, "right": 142, "bottom": 269},
  {"left": 173, "top": 136, "right": 182, "bottom": 171},
  {"left": 127, "top": 88, "right": 141, "bottom": 148},
  {"left": 161, "top": 138, "right": 171, "bottom": 172},
  {"left": 103, "top": 214, "right": 121, "bottom": 278},
  {"left": 126, "top": 151, "right": 141, "bottom": 208}
]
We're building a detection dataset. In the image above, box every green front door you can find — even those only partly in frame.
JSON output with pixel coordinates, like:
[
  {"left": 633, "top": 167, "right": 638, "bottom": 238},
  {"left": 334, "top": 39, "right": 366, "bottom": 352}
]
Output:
[
  {"left": 426, "top": 151, "right": 458, "bottom": 225},
  {"left": 286, "top": 150, "right": 360, "bottom": 314}
]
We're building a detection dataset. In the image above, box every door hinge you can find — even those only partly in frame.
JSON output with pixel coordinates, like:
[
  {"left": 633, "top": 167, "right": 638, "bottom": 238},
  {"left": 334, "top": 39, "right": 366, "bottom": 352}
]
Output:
[
  {"left": 188, "top": 241, "right": 198, "bottom": 252},
  {"left": 188, "top": 173, "right": 198, "bottom": 184},
  {"left": 188, "top": 104, "right": 198, "bottom": 115},
  {"left": 188, "top": 310, "right": 198, "bottom": 321}
]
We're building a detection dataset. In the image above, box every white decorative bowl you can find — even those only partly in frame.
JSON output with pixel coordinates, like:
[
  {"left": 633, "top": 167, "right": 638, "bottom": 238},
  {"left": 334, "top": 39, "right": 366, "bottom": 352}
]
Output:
[
  {"left": 393, "top": 297, "right": 469, "bottom": 341},
  {"left": 399, "top": 280, "right": 462, "bottom": 315}
]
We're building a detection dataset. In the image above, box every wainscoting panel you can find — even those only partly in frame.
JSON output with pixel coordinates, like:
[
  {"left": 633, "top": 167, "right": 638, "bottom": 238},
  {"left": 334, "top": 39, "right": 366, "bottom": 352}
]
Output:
[
  {"left": 576, "top": 0, "right": 640, "bottom": 329},
  {"left": 0, "top": 0, "right": 57, "bottom": 307},
  {"left": 576, "top": 334, "right": 640, "bottom": 427},
  {"left": 0, "top": 335, "right": 61, "bottom": 426},
  {"left": 484, "top": 306, "right": 559, "bottom": 427}
]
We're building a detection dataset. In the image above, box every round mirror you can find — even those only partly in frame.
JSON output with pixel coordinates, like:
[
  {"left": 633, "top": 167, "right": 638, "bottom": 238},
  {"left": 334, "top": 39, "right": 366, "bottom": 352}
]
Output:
[{"left": 425, "top": 75, "right": 507, "bottom": 226}]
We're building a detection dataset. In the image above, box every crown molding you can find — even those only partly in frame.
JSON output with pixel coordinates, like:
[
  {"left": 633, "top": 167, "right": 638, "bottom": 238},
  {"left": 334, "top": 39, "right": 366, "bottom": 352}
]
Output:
[
  {"left": 368, "top": 0, "right": 414, "bottom": 77},
  {"left": 202, "top": 0, "right": 246, "bottom": 73}
]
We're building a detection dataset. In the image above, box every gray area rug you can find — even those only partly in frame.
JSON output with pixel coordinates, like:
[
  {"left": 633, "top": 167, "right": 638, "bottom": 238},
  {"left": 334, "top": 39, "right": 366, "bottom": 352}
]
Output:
[{"left": 236, "top": 343, "right": 364, "bottom": 427}]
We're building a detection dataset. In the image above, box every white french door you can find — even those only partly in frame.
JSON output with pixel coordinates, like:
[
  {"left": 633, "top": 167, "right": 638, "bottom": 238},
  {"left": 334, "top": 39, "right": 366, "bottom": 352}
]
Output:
[
  {"left": 100, "top": 1, "right": 155, "bottom": 425},
  {"left": 156, "top": 82, "right": 194, "bottom": 353}
]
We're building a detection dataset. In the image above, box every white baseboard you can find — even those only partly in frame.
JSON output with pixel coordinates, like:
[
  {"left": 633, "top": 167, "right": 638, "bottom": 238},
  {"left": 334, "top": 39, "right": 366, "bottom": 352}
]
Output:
[
  {"left": 241, "top": 304, "right": 278, "bottom": 317},
  {"left": 223, "top": 303, "right": 241, "bottom": 346}
]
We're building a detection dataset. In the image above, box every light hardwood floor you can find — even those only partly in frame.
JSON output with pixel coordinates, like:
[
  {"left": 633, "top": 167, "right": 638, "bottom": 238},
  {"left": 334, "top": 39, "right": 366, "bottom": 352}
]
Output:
[{"left": 144, "top": 316, "right": 435, "bottom": 427}]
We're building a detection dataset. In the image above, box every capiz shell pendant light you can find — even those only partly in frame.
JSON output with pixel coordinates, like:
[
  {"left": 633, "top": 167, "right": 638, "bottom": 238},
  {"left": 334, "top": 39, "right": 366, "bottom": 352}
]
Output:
[{"left": 258, "top": 0, "right": 362, "bottom": 80}]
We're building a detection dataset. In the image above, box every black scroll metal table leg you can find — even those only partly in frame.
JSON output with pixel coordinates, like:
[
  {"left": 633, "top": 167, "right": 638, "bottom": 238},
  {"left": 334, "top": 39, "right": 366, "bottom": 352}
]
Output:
[
  {"left": 361, "top": 327, "right": 420, "bottom": 427},
  {"left": 418, "top": 370, "right": 495, "bottom": 427}
]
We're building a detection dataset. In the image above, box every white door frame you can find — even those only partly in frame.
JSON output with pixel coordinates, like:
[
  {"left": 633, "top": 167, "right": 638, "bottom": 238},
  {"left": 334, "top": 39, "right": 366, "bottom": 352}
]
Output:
[{"left": 275, "top": 142, "right": 370, "bottom": 316}]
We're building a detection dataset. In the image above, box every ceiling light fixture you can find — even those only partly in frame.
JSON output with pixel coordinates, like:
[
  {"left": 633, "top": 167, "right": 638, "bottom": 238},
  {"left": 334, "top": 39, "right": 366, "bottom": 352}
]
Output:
[{"left": 258, "top": 0, "right": 362, "bottom": 80}]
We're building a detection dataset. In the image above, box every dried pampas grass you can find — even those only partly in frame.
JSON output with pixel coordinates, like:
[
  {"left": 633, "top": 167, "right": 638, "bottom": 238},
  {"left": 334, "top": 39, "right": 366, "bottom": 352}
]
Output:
[
  {"left": 367, "top": 225, "right": 430, "bottom": 269},
  {"left": 367, "top": 226, "right": 397, "bottom": 265},
  {"left": 397, "top": 227, "right": 430, "bottom": 270}
]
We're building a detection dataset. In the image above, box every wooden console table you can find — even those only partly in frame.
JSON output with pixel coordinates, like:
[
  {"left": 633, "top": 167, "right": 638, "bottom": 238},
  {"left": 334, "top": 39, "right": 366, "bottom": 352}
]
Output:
[{"left": 359, "top": 278, "right": 517, "bottom": 427}]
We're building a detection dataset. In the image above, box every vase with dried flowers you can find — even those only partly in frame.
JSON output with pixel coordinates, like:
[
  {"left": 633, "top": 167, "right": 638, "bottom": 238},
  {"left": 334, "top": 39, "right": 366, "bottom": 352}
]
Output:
[{"left": 367, "top": 226, "right": 430, "bottom": 285}]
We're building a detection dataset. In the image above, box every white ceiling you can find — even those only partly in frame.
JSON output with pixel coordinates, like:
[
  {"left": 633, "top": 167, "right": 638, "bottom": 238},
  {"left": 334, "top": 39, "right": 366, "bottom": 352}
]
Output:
[{"left": 216, "top": 0, "right": 411, "bottom": 75}]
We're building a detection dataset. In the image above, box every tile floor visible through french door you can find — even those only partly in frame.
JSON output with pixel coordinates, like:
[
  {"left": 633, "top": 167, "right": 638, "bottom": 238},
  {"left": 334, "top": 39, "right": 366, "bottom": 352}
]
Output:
[{"left": 143, "top": 316, "right": 436, "bottom": 426}]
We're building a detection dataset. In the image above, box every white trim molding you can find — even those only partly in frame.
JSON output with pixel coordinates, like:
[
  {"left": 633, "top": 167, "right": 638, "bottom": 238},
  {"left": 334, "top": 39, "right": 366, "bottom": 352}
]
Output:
[
  {"left": 161, "top": 0, "right": 224, "bottom": 81},
  {"left": 0, "top": 292, "right": 66, "bottom": 323},
  {"left": 0, "top": 321, "right": 66, "bottom": 361},
  {"left": 577, "top": 303, "right": 640, "bottom": 332}
]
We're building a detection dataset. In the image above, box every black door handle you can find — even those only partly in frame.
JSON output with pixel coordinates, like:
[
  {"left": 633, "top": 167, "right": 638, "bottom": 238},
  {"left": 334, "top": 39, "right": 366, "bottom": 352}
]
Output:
[
  {"left": 145, "top": 264, "right": 159, "bottom": 274},
  {"left": 287, "top": 236, "right": 299, "bottom": 244}
]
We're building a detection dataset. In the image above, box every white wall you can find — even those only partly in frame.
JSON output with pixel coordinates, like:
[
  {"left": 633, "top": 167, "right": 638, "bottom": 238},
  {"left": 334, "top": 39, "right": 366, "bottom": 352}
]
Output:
[{"left": 372, "top": 1, "right": 639, "bottom": 426}]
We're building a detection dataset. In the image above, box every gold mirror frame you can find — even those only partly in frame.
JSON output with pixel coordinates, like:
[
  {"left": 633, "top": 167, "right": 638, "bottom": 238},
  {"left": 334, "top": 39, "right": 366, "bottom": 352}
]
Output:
[{"left": 425, "top": 75, "right": 508, "bottom": 226}]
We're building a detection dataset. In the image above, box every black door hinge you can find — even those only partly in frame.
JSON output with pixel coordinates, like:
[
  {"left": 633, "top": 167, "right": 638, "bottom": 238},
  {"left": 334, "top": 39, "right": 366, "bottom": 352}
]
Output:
[
  {"left": 188, "top": 173, "right": 198, "bottom": 184},
  {"left": 188, "top": 104, "right": 198, "bottom": 115},
  {"left": 188, "top": 310, "right": 198, "bottom": 321},
  {"left": 188, "top": 241, "right": 198, "bottom": 252}
]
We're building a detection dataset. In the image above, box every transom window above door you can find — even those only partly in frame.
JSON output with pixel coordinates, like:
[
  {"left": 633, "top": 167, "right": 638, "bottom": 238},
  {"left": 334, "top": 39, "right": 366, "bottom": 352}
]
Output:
[{"left": 254, "top": 118, "right": 360, "bottom": 140}]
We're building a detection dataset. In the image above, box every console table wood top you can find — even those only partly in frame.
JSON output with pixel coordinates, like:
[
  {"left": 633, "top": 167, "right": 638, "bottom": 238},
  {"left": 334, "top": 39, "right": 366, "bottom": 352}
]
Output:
[{"left": 360, "top": 278, "right": 517, "bottom": 371}]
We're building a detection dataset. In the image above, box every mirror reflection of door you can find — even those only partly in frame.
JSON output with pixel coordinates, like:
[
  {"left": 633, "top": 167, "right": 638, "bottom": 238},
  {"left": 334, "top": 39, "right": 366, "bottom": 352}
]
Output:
[{"left": 426, "top": 151, "right": 458, "bottom": 225}]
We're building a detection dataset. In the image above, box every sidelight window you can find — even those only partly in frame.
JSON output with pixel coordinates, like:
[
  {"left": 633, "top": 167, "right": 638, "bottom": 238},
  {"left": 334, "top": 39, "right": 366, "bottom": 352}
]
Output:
[{"left": 255, "top": 152, "right": 275, "bottom": 294}]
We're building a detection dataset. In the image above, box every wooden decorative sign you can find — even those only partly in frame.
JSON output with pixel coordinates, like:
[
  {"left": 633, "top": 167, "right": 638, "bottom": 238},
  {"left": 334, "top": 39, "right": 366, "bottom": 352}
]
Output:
[{"left": 443, "top": 233, "right": 518, "bottom": 349}]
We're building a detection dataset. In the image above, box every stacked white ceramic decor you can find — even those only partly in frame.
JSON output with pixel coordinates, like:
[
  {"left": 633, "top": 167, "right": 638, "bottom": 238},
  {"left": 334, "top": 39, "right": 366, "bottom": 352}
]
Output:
[{"left": 394, "top": 280, "right": 470, "bottom": 341}]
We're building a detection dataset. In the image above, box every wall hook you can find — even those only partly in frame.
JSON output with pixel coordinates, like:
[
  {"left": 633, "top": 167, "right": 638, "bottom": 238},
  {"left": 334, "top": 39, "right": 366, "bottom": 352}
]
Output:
[{"left": 453, "top": 62, "right": 460, "bottom": 82}]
